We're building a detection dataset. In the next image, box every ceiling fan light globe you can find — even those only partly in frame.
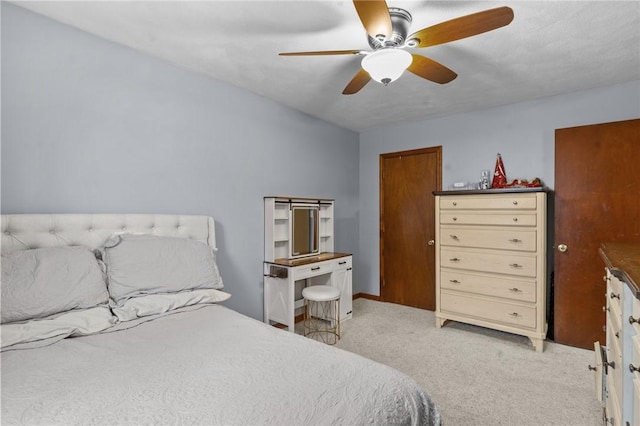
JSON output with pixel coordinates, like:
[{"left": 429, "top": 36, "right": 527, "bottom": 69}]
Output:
[{"left": 361, "top": 49, "right": 412, "bottom": 85}]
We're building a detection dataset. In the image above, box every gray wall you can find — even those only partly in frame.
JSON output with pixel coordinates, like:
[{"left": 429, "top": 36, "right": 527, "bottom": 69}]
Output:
[
  {"left": 0, "top": 3, "right": 360, "bottom": 320},
  {"left": 358, "top": 80, "right": 640, "bottom": 296},
  {"left": 3, "top": 3, "right": 640, "bottom": 308}
]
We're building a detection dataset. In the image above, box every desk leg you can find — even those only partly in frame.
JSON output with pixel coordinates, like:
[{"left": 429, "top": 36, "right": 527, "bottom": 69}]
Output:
[
  {"left": 263, "top": 275, "right": 270, "bottom": 325},
  {"left": 288, "top": 276, "right": 295, "bottom": 332}
]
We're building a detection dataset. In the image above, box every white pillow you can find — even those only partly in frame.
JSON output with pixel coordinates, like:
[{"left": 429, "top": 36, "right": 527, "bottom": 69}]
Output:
[
  {"left": 1, "top": 246, "right": 109, "bottom": 324},
  {"left": 1, "top": 306, "right": 117, "bottom": 350},
  {"left": 111, "top": 288, "right": 231, "bottom": 321},
  {"left": 103, "top": 234, "right": 223, "bottom": 305}
]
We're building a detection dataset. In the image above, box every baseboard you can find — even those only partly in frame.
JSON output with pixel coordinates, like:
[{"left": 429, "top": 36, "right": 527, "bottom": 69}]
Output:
[{"left": 353, "top": 292, "right": 382, "bottom": 301}]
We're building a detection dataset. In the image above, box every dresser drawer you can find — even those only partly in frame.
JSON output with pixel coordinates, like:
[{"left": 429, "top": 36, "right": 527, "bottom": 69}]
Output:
[
  {"left": 605, "top": 373, "right": 622, "bottom": 426},
  {"left": 441, "top": 227, "right": 537, "bottom": 252},
  {"left": 634, "top": 377, "right": 640, "bottom": 426},
  {"left": 632, "top": 310, "right": 640, "bottom": 426},
  {"left": 440, "top": 195, "right": 537, "bottom": 210},
  {"left": 294, "top": 260, "right": 333, "bottom": 280},
  {"left": 607, "top": 311, "right": 622, "bottom": 363},
  {"left": 632, "top": 296, "right": 640, "bottom": 336},
  {"left": 608, "top": 274, "right": 623, "bottom": 320},
  {"left": 607, "top": 332, "right": 623, "bottom": 404},
  {"left": 441, "top": 291, "right": 536, "bottom": 328},
  {"left": 441, "top": 248, "right": 537, "bottom": 277},
  {"left": 440, "top": 211, "right": 537, "bottom": 227},
  {"left": 333, "top": 256, "right": 352, "bottom": 270},
  {"left": 440, "top": 270, "right": 536, "bottom": 302},
  {"left": 632, "top": 334, "right": 640, "bottom": 379}
]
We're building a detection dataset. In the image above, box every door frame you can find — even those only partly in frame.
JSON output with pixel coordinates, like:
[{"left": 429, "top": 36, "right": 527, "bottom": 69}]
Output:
[{"left": 379, "top": 146, "right": 442, "bottom": 301}]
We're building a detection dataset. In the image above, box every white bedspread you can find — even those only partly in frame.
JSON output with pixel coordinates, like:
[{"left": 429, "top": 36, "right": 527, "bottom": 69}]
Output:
[{"left": 2, "top": 305, "right": 439, "bottom": 425}]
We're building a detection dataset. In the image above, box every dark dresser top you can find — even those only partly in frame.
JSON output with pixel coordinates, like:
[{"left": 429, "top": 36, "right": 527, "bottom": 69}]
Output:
[
  {"left": 599, "top": 242, "right": 640, "bottom": 299},
  {"left": 433, "top": 187, "right": 550, "bottom": 196}
]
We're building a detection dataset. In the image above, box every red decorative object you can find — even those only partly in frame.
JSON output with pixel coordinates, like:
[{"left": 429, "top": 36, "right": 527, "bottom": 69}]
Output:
[
  {"left": 491, "top": 153, "right": 507, "bottom": 188},
  {"left": 504, "top": 178, "right": 543, "bottom": 188}
]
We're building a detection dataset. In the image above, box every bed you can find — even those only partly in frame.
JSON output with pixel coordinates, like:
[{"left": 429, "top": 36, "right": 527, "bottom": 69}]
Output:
[{"left": 1, "top": 214, "right": 440, "bottom": 425}]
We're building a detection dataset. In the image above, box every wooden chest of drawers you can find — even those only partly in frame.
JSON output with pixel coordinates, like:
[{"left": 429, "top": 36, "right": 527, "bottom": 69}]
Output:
[{"left": 434, "top": 189, "right": 548, "bottom": 352}]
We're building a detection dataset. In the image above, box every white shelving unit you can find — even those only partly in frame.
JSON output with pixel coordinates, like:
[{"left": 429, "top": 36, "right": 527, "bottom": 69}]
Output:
[{"left": 264, "top": 196, "right": 334, "bottom": 262}]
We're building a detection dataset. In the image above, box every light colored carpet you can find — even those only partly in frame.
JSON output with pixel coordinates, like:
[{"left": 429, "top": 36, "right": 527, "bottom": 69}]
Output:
[{"left": 325, "top": 298, "right": 601, "bottom": 425}]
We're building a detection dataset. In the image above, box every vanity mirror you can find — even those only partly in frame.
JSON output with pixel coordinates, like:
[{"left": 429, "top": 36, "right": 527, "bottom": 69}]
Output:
[{"left": 291, "top": 205, "right": 319, "bottom": 258}]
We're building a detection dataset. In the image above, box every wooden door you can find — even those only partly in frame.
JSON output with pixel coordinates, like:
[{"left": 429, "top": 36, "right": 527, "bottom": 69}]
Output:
[
  {"left": 380, "top": 147, "right": 442, "bottom": 310},
  {"left": 554, "top": 118, "right": 640, "bottom": 349}
]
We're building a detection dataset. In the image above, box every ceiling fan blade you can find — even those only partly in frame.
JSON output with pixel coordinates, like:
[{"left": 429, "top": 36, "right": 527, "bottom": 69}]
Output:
[
  {"left": 342, "top": 69, "right": 371, "bottom": 95},
  {"left": 408, "top": 6, "right": 514, "bottom": 48},
  {"left": 407, "top": 54, "right": 457, "bottom": 84},
  {"left": 353, "top": 0, "right": 392, "bottom": 39},
  {"left": 279, "top": 50, "right": 362, "bottom": 56}
]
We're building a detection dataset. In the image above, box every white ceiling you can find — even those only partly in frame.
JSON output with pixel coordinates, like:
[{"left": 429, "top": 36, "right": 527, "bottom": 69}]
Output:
[{"left": 12, "top": 1, "right": 640, "bottom": 132}]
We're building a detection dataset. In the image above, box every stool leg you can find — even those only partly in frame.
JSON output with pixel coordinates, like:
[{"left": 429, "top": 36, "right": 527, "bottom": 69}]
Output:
[
  {"left": 301, "top": 297, "right": 340, "bottom": 345},
  {"left": 303, "top": 298, "right": 309, "bottom": 337},
  {"left": 336, "top": 299, "right": 340, "bottom": 341}
]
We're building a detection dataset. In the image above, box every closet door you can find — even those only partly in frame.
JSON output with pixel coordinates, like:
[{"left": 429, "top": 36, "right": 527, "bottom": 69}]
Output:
[
  {"left": 554, "top": 118, "right": 640, "bottom": 349},
  {"left": 380, "top": 146, "right": 441, "bottom": 310}
]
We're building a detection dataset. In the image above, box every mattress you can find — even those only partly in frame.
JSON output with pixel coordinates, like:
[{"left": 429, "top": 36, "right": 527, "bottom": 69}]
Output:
[{"left": 1, "top": 304, "right": 440, "bottom": 425}]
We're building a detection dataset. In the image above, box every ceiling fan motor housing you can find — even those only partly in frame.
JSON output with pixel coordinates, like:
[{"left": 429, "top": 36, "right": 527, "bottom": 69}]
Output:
[{"left": 368, "top": 8, "right": 412, "bottom": 49}]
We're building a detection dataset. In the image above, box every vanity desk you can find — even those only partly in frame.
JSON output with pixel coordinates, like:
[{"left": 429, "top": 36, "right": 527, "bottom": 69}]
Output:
[
  {"left": 263, "top": 196, "right": 352, "bottom": 332},
  {"left": 264, "top": 253, "right": 352, "bottom": 332}
]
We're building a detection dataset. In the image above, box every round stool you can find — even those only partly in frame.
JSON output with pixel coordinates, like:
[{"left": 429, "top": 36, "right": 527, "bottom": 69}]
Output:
[{"left": 302, "top": 285, "right": 341, "bottom": 345}]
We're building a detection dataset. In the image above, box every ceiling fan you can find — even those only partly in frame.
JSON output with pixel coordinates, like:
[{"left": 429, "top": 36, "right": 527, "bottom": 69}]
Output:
[{"left": 279, "top": 1, "right": 514, "bottom": 95}]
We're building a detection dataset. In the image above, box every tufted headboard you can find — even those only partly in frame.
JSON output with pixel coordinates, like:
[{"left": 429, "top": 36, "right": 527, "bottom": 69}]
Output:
[{"left": 1, "top": 214, "right": 216, "bottom": 255}]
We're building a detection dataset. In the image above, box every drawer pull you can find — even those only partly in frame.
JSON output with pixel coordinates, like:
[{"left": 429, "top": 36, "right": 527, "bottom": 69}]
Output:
[
  {"left": 452, "top": 201, "right": 457, "bottom": 206},
  {"left": 509, "top": 263, "right": 523, "bottom": 268},
  {"left": 311, "top": 267, "right": 320, "bottom": 271},
  {"left": 605, "top": 360, "right": 615, "bottom": 370},
  {"left": 449, "top": 279, "right": 461, "bottom": 284},
  {"left": 509, "top": 238, "right": 522, "bottom": 243},
  {"left": 338, "top": 261, "right": 347, "bottom": 265},
  {"left": 610, "top": 292, "right": 620, "bottom": 300},
  {"left": 588, "top": 365, "right": 597, "bottom": 372},
  {"left": 508, "top": 312, "right": 520, "bottom": 317},
  {"left": 603, "top": 306, "right": 610, "bottom": 312},
  {"left": 630, "top": 315, "right": 639, "bottom": 325},
  {"left": 452, "top": 217, "right": 458, "bottom": 221},
  {"left": 512, "top": 200, "right": 518, "bottom": 205},
  {"left": 449, "top": 234, "right": 459, "bottom": 240},
  {"left": 512, "top": 217, "right": 518, "bottom": 222},
  {"left": 630, "top": 364, "right": 640, "bottom": 373},
  {"left": 615, "top": 331, "right": 620, "bottom": 339},
  {"left": 508, "top": 287, "right": 522, "bottom": 293},
  {"left": 449, "top": 257, "right": 461, "bottom": 262}
]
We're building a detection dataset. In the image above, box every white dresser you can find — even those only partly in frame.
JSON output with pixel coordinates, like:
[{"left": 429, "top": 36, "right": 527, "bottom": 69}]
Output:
[
  {"left": 595, "top": 243, "right": 640, "bottom": 426},
  {"left": 434, "top": 189, "right": 548, "bottom": 352}
]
